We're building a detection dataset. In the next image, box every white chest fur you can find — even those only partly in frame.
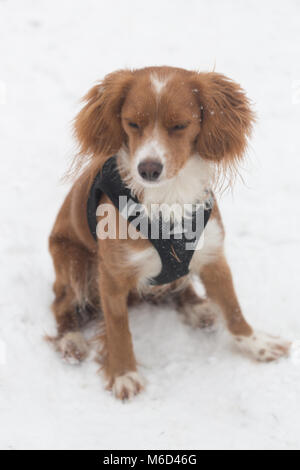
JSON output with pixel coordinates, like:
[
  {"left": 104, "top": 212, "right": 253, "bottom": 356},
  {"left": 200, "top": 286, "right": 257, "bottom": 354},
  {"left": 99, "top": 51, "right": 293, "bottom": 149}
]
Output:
[{"left": 121, "top": 150, "right": 224, "bottom": 288}]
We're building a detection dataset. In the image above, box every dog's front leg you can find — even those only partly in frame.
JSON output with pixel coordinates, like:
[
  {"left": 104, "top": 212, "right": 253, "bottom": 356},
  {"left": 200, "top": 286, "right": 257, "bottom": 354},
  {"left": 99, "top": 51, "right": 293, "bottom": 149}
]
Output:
[
  {"left": 99, "top": 265, "right": 145, "bottom": 400},
  {"left": 199, "top": 253, "right": 291, "bottom": 362}
]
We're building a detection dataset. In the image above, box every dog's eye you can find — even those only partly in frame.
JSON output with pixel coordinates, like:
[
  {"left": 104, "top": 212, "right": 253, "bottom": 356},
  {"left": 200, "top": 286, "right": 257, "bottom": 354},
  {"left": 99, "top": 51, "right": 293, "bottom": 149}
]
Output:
[
  {"left": 129, "top": 122, "right": 139, "bottom": 129},
  {"left": 171, "top": 124, "right": 188, "bottom": 131}
]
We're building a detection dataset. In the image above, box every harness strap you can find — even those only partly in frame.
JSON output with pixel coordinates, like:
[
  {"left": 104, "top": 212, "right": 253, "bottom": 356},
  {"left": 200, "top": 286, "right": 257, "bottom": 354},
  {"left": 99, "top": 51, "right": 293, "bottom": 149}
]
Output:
[{"left": 87, "top": 156, "right": 214, "bottom": 285}]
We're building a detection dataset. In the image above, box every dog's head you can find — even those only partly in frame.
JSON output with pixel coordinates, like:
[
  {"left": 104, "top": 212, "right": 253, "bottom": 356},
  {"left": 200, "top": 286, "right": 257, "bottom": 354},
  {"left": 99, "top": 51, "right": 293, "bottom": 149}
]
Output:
[{"left": 74, "top": 66, "right": 254, "bottom": 189}]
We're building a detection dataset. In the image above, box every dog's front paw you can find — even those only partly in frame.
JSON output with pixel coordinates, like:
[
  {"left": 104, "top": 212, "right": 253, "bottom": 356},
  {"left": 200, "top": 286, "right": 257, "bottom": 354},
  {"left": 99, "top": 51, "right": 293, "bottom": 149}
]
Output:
[
  {"left": 110, "top": 372, "right": 145, "bottom": 401},
  {"left": 58, "top": 332, "right": 89, "bottom": 364},
  {"left": 234, "top": 331, "right": 291, "bottom": 362},
  {"left": 179, "top": 300, "right": 220, "bottom": 330}
]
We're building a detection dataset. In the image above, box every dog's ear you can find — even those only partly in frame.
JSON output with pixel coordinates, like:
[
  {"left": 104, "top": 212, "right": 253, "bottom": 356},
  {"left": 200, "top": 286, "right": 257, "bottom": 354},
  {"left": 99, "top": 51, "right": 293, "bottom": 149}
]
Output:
[
  {"left": 191, "top": 72, "right": 255, "bottom": 165},
  {"left": 74, "top": 69, "right": 134, "bottom": 158}
]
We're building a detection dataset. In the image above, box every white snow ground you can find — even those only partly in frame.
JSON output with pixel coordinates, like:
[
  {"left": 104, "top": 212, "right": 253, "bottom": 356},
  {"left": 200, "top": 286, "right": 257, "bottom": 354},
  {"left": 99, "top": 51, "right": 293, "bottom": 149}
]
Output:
[{"left": 0, "top": 0, "right": 300, "bottom": 451}]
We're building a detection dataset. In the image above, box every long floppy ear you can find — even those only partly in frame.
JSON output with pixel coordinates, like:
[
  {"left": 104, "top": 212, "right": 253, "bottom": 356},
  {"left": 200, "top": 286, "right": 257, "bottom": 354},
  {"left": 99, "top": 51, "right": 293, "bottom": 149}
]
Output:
[
  {"left": 191, "top": 72, "right": 255, "bottom": 165},
  {"left": 74, "top": 69, "right": 134, "bottom": 158}
]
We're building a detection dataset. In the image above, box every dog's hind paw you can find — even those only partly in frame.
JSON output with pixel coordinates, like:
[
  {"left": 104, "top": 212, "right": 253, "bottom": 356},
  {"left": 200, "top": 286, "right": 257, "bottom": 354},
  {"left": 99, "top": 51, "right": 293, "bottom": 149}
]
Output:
[
  {"left": 58, "top": 332, "right": 89, "bottom": 364},
  {"left": 179, "top": 299, "right": 220, "bottom": 331}
]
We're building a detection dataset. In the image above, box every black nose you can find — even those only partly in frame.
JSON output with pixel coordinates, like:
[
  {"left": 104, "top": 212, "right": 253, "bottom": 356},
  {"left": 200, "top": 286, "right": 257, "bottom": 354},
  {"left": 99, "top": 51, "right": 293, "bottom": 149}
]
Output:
[{"left": 138, "top": 160, "right": 163, "bottom": 181}]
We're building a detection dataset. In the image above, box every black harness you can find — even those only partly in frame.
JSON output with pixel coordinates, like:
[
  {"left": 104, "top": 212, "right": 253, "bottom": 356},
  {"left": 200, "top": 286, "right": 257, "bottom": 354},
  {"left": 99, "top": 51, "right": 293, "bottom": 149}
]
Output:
[{"left": 87, "top": 156, "right": 213, "bottom": 286}]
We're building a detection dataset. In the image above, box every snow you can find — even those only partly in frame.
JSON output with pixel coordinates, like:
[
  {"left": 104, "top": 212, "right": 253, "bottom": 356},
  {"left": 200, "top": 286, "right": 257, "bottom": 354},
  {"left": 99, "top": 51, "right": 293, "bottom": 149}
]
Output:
[{"left": 1, "top": 0, "right": 300, "bottom": 451}]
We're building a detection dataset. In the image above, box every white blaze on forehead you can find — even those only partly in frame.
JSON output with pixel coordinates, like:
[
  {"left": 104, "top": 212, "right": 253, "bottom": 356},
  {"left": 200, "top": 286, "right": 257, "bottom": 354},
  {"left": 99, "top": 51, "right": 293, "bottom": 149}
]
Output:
[{"left": 150, "top": 73, "right": 169, "bottom": 95}]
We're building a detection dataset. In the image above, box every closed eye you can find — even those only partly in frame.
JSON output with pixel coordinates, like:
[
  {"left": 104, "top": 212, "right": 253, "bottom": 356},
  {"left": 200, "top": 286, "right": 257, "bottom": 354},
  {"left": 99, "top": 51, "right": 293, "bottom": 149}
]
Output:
[
  {"left": 128, "top": 122, "right": 139, "bottom": 129},
  {"left": 171, "top": 123, "right": 189, "bottom": 131}
]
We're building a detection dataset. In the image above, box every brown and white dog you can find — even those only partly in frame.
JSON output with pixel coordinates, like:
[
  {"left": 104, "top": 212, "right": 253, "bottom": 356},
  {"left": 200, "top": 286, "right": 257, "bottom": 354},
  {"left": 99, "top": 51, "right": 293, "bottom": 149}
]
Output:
[{"left": 49, "top": 66, "right": 290, "bottom": 400}]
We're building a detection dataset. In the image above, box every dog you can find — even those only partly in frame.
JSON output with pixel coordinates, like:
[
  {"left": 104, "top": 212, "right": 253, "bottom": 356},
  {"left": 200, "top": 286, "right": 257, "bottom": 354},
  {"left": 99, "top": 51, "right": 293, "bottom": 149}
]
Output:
[{"left": 49, "top": 66, "right": 290, "bottom": 400}]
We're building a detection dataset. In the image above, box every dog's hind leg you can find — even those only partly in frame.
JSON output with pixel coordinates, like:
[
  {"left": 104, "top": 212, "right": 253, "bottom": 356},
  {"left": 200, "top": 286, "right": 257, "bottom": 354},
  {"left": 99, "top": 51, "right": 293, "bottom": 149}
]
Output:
[
  {"left": 175, "top": 282, "right": 221, "bottom": 330},
  {"left": 48, "top": 236, "right": 98, "bottom": 363}
]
